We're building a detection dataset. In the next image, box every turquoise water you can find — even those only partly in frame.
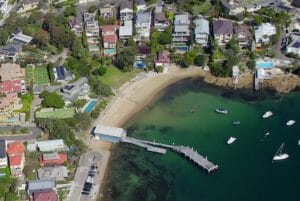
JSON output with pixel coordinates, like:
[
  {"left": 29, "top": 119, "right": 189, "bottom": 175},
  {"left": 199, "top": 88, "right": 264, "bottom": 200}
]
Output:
[
  {"left": 101, "top": 78, "right": 300, "bottom": 201},
  {"left": 256, "top": 62, "right": 273, "bottom": 68},
  {"left": 83, "top": 100, "right": 97, "bottom": 113}
]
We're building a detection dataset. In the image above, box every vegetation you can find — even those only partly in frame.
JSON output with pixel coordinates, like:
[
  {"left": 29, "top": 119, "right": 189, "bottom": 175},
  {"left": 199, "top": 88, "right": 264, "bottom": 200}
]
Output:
[
  {"left": 115, "top": 48, "right": 136, "bottom": 72},
  {"left": 40, "top": 91, "right": 65, "bottom": 108},
  {"left": 91, "top": 100, "right": 108, "bottom": 119},
  {"left": 16, "top": 93, "right": 34, "bottom": 121},
  {"left": 88, "top": 5, "right": 97, "bottom": 13}
]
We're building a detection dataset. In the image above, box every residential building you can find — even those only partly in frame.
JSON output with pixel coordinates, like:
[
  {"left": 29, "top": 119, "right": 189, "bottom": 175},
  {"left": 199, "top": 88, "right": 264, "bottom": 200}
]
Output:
[
  {"left": 93, "top": 125, "right": 127, "bottom": 143},
  {"left": 221, "top": 0, "right": 273, "bottom": 15},
  {"left": 286, "top": 33, "right": 300, "bottom": 56},
  {"left": 234, "top": 24, "right": 251, "bottom": 48},
  {"left": 9, "top": 29, "right": 33, "bottom": 45},
  {"left": 0, "top": 43, "right": 22, "bottom": 62},
  {"left": 53, "top": 66, "right": 74, "bottom": 82},
  {"left": 154, "top": 1, "right": 169, "bottom": 32},
  {"left": 137, "top": 0, "right": 147, "bottom": 11},
  {"left": 292, "top": 0, "right": 300, "bottom": 8},
  {"left": 39, "top": 152, "right": 68, "bottom": 166},
  {"left": 194, "top": 17, "right": 209, "bottom": 46},
  {"left": 135, "top": 11, "right": 152, "bottom": 41},
  {"left": 102, "top": 25, "right": 117, "bottom": 56},
  {"left": 292, "top": 18, "right": 300, "bottom": 31},
  {"left": 0, "top": 79, "right": 26, "bottom": 94},
  {"left": 213, "top": 19, "right": 233, "bottom": 46},
  {"left": 27, "top": 179, "right": 56, "bottom": 194},
  {"left": 22, "top": 0, "right": 39, "bottom": 12},
  {"left": 60, "top": 77, "right": 90, "bottom": 102},
  {"left": 85, "top": 20, "right": 100, "bottom": 38},
  {"left": 155, "top": 51, "right": 171, "bottom": 67},
  {"left": 32, "top": 190, "right": 58, "bottom": 201},
  {"left": 70, "top": 18, "right": 83, "bottom": 36},
  {"left": 7, "top": 142, "right": 25, "bottom": 177},
  {"left": 172, "top": 13, "right": 191, "bottom": 52},
  {"left": 0, "top": 0, "right": 8, "bottom": 16},
  {"left": 0, "top": 63, "right": 25, "bottom": 81},
  {"left": 27, "top": 139, "right": 67, "bottom": 152},
  {"left": 0, "top": 140, "right": 7, "bottom": 168},
  {"left": 120, "top": 0, "right": 133, "bottom": 21},
  {"left": 83, "top": 12, "right": 100, "bottom": 52},
  {"left": 37, "top": 166, "right": 68, "bottom": 181},
  {"left": 83, "top": 12, "right": 94, "bottom": 22},
  {"left": 254, "top": 23, "right": 276, "bottom": 47},
  {"left": 100, "top": 6, "right": 115, "bottom": 19},
  {"left": 119, "top": 20, "right": 133, "bottom": 40},
  {"left": 0, "top": 93, "right": 22, "bottom": 122}
]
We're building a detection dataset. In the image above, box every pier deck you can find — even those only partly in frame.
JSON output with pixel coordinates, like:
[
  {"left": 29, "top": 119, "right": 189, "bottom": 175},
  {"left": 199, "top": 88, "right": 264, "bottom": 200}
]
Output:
[{"left": 121, "top": 137, "right": 167, "bottom": 154}]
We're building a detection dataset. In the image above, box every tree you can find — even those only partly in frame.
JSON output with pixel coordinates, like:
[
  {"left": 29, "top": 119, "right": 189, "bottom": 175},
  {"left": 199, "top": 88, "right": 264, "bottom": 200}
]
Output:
[
  {"left": 92, "top": 67, "right": 107, "bottom": 76},
  {"left": 71, "top": 37, "right": 85, "bottom": 59},
  {"left": 226, "top": 38, "right": 239, "bottom": 54},
  {"left": 34, "top": 29, "right": 49, "bottom": 50},
  {"left": 157, "top": 32, "right": 172, "bottom": 44},
  {"left": 47, "top": 63, "right": 55, "bottom": 83},
  {"left": 89, "top": 77, "right": 112, "bottom": 97},
  {"left": 50, "top": 25, "right": 75, "bottom": 49},
  {"left": 40, "top": 91, "right": 65, "bottom": 108},
  {"left": 64, "top": 6, "right": 77, "bottom": 17},
  {"left": 115, "top": 48, "right": 135, "bottom": 71},
  {"left": 181, "top": 50, "right": 197, "bottom": 67},
  {"left": 88, "top": 5, "right": 97, "bottom": 13},
  {"left": 0, "top": 30, "right": 9, "bottom": 45},
  {"left": 194, "top": 54, "right": 208, "bottom": 66}
]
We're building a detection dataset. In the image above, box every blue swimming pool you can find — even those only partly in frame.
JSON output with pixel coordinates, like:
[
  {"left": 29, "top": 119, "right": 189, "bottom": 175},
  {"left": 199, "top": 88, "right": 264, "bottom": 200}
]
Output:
[
  {"left": 256, "top": 62, "right": 273, "bottom": 69},
  {"left": 83, "top": 99, "right": 97, "bottom": 113},
  {"left": 175, "top": 46, "right": 189, "bottom": 51},
  {"left": 134, "top": 61, "right": 146, "bottom": 68}
]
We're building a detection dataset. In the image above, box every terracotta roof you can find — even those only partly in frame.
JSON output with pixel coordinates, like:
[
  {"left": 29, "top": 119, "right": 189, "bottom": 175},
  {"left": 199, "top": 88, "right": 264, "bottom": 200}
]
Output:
[
  {"left": 157, "top": 51, "right": 171, "bottom": 63},
  {"left": 39, "top": 153, "right": 67, "bottom": 166},
  {"left": 103, "top": 34, "right": 117, "bottom": 43},
  {"left": 33, "top": 190, "right": 58, "bottom": 201},
  {"left": 7, "top": 142, "right": 25, "bottom": 156},
  {"left": 9, "top": 155, "right": 23, "bottom": 166},
  {"left": 0, "top": 93, "right": 18, "bottom": 110},
  {"left": 0, "top": 80, "right": 24, "bottom": 94},
  {"left": 102, "top": 25, "right": 116, "bottom": 33},
  {"left": 0, "top": 63, "right": 25, "bottom": 81}
]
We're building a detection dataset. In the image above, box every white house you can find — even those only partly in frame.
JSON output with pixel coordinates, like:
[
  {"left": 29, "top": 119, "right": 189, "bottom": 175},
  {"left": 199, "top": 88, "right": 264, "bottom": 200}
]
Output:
[
  {"left": 135, "top": 11, "right": 152, "bottom": 41},
  {"left": 255, "top": 23, "right": 276, "bottom": 47},
  {"left": 27, "top": 139, "right": 67, "bottom": 152},
  {"left": 137, "top": 0, "right": 147, "bottom": 11},
  {"left": 286, "top": 33, "right": 300, "bottom": 56},
  {"left": 194, "top": 16, "right": 209, "bottom": 46},
  {"left": 119, "top": 20, "right": 133, "bottom": 40},
  {"left": 0, "top": 0, "right": 8, "bottom": 16},
  {"left": 120, "top": 0, "right": 133, "bottom": 21}
]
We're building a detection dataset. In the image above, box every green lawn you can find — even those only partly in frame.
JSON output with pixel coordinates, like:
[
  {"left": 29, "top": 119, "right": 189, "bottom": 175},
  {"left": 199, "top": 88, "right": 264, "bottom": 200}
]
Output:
[
  {"left": 25, "top": 65, "right": 50, "bottom": 85},
  {"left": 100, "top": 67, "right": 140, "bottom": 88},
  {"left": 36, "top": 108, "right": 76, "bottom": 119}
]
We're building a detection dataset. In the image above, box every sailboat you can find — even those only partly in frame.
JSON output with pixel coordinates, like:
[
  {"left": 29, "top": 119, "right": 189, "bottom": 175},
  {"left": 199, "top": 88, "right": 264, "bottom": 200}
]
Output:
[{"left": 272, "top": 143, "right": 289, "bottom": 161}]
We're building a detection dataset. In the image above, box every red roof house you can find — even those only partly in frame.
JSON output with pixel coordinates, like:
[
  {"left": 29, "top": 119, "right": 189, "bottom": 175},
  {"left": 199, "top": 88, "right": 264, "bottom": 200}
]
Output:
[
  {"left": 0, "top": 79, "right": 25, "bottom": 94},
  {"left": 155, "top": 51, "right": 171, "bottom": 66},
  {"left": 39, "top": 153, "right": 67, "bottom": 166},
  {"left": 102, "top": 25, "right": 117, "bottom": 35},
  {"left": 7, "top": 142, "right": 25, "bottom": 156},
  {"left": 33, "top": 190, "right": 58, "bottom": 201},
  {"left": 9, "top": 155, "right": 23, "bottom": 166},
  {"left": 7, "top": 142, "right": 25, "bottom": 177}
]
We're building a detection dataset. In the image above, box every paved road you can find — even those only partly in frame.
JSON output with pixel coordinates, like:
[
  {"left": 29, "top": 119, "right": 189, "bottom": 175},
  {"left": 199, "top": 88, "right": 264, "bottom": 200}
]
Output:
[{"left": 0, "top": 127, "right": 43, "bottom": 141}]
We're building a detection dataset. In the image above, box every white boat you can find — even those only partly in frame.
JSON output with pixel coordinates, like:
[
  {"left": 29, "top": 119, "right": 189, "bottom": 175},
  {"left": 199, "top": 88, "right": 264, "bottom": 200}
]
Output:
[
  {"left": 272, "top": 143, "right": 289, "bottom": 161},
  {"left": 298, "top": 140, "right": 300, "bottom": 146},
  {"left": 265, "top": 132, "right": 270, "bottom": 136},
  {"left": 232, "top": 121, "right": 240, "bottom": 125},
  {"left": 286, "top": 120, "right": 296, "bottom": 126},
  {"left": 227, "top": 137, "right": 236, "bottom": 144},
  {"left": 262, "top": 111, "right": 273, "bottom": 118},
  {"left": 215, "top": 109, "right": 228, "bottom": 114}
]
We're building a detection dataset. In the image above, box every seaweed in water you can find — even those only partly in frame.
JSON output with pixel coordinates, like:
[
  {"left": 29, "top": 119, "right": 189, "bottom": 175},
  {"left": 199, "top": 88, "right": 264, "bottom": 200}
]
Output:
[
  {"left": 144, "top": 125, "right": 156, "bottom": 131},
  {"left": 159, "top": 126, "right": 173, "bottom": 133}
]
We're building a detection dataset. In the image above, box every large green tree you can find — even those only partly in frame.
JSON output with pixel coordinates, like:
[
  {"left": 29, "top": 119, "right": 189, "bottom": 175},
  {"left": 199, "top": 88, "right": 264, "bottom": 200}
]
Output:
[{"left": 40, "top": 91, "right": 65, "bottom": 108}]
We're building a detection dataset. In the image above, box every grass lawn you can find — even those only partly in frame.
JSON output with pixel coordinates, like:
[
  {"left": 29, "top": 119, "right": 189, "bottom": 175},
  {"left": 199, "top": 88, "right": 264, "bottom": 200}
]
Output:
[
  {"left": 100, "top": 67, "right": 140, "bottom": 88},
  {"left": 0, "top": 167, "right": 11, "bottom": 199},
  {"left": 36, "top": 108, "right": 76, "bottom": 119},
  {"left": 25, "top": 65, "right": 50, "bottom": 85},
  {"left": 15, "top": 93, "right": 34, "bottom": 121}
]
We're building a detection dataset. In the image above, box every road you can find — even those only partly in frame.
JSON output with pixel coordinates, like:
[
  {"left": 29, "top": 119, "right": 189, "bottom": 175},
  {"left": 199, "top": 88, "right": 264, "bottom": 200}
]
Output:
[{"left": 0, "top": 126, "right": 43, "bottom": 141}]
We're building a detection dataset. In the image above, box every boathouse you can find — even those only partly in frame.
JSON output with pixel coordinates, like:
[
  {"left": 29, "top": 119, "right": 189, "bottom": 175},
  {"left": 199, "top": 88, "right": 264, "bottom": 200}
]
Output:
[{"left": 93, "top": 125, "right": 127, "bottom": 143}]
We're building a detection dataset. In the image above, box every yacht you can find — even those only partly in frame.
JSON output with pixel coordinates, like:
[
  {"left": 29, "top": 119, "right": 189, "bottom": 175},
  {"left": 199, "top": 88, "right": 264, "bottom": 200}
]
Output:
[
  {"left": 265, "top": 132, "right": 270, "bottom": 136},
  {"left": 215, "top": 109, "right": 228, "bottom": 114},
  {"left": 227, "top": 137, "right": 236, "bottom": 144},
  {"left": 232, "top": 121, "right": 240, "bottom": 125},
  {"left": 298, "top": 140, "right": 300, "bottom": 146},
  {"left": 273, "top": 143, "right": 289, "bottom": 161},
  {"left": 286, "top": 120, "right": 296, "bottom": 126},
  {"left": 262, "top": 111, "right": 273, "bottom": 118}
]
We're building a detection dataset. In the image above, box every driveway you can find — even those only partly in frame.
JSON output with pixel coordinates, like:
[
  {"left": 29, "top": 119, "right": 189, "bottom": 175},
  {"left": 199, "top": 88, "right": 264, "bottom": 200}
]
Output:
[{"left": 0, "top": 126, "right": 43, "bottom": 141}]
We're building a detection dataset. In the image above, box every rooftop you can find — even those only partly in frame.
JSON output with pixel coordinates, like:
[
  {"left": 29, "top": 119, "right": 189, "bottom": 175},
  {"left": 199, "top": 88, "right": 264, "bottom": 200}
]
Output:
[
  {"left": 27, "top": 179, "right": 56, "bottom": 193},
  {"left": 93, "top": 125, "right": 127, "bottom": 138},
  {"left": 0, "top": 79, "right": 24, "bottom": 94},
  {"left": 136, "top": 12, "right": 151, "bottom": 23},
  {"left": 0, "top": 140, "right": 6, "bottom": 158},
  {"left": 213, "top": 19, "right": 233, "bottom": 35},
  {"left": 120, "top": 0, "right": 133, "bottom": 10},
  {"left": 33, "top": 190, "right": 58, "bottom": 201},
  {"left": 194, "top": 18, "right": 209, "bottom": 35},
  {"left": 37, "top": 166, "right": 68, "bottom": 180},
  {"left": 7, "top": 142, "right": 25, "bottom": 156},
  {"left": 119, "top": 20, "right": 133, "bottom": 36},
  {"left": 9, "top": 155, "right": 22, "bottom": 166},
  {"left": 174, "top": 13, "right": 190, "bottom": 25},
  {"left": 0, "top": 63, "right": 25, "bottom": 81},
  {"left": 103, "top": 34, "right": 117, "bottom": 43},
  {"left": 102, "top": 25, "right": 117, "bottom": 33}
]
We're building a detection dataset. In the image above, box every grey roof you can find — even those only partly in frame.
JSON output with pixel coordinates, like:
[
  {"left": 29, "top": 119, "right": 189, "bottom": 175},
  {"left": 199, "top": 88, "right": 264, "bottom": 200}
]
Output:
[
  {"left": 137, "top": 0, "right": 146, "bottom": 6},
  {"left": 136, "top": 12, "right": 151, "bottom": 23},
  {"left": 174, "top": 13, "right": 190, "bottom": 25},
  {"left": 0, "top": 140, "right": 6, "bottom": 158},
  {"left": 43, "top": 152, "right": 59, "bottom": 161},
  {"left": 37, "top": 166, "right": 68, "bottom": 181},
  {"left": 292, "top": 41, "right": 300, "bottom": 48},
  {"left": 221, "top": 0, "right": 274, "bottom": 10},
  {"left": 213, "top": 19, "right": 233, "bottom": 35},
  {"left": 120, "top": 0, "right": 133, "bottom": 10},
  {"left": 27, "top": 179, "right": 56, "bottom": 193},
  {"left": 174, "top": 24, "right": 189, "bottom": 32},
  {"left": 194, "top": 18, "right": 209, "bottom": 35}
]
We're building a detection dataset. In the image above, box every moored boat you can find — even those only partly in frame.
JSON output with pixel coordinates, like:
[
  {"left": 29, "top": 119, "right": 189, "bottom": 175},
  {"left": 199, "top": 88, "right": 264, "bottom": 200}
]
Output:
[
  {"left": 232, "top": 121, "right": 240, "bottom": 125},
  {"left": 227, "top": 137, "right": 236, "bottom": 144},
  {"left": 272, "top": 143, "right": 289, "bottom": 161},
  {"left": 265, "top": 132, "right": 270, "bottom": 136},
  {"left": 286, "top": 120, "right": 296, "bottom": 126},
  {"left": 215, "top": 109, "right": 228, "bottom": 114},
  {"left": 262, "top": 111, "right": 273, "bottom": 118}
]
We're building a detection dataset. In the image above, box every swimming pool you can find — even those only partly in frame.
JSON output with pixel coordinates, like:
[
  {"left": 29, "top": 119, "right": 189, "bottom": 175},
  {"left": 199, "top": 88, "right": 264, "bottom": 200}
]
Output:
[
  {"left": 175, "top": 46, "right": 189, "bottom": 51},
  {"left": 82, "top": 99, "right": 97, "bottom": 113},
  {"left": 104, "top": 48, "right": 116, "bottom": 55},
  {"left": 256, "top": 62, "right": 273, "bottom": 69},
  {"left": 134, "top": 61, "right": 146, "bottom": 68}
]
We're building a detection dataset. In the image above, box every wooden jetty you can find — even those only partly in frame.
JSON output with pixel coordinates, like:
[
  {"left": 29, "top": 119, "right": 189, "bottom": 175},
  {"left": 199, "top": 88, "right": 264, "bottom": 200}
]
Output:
[{"left": 121, "top": 137, "right": 167, "bottom": 154}]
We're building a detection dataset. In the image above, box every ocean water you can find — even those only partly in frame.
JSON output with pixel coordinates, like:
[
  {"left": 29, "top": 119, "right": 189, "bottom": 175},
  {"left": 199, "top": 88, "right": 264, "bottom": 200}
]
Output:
[{"left": 101, "top": 78, "right": 300, "bottom": 201}]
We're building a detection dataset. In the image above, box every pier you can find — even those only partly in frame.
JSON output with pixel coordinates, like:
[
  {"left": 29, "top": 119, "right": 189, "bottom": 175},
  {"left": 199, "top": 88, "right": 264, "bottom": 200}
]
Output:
[{"left": 122, "top": 137, "right": 218, "bottom": 173}]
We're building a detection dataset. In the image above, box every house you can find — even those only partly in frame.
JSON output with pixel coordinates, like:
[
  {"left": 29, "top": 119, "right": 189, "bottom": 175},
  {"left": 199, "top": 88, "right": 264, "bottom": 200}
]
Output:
[
  {"left": 22, "top": 0, "right": 39, "bottom": 12},
  {"left": 37, "top": 166, "right": 68, "bottom": 181},
  {"left": 27, "top": 139, "right": 67, "bottom": 152},
  {"left": 137, "top": 0, "right": 147, "bottom": 11},
  {"left": 39, "top": 152, "right": 68, "bottom": 166},
  {"left": 85, "top": 20, "right": 100, "bottom": 38},
  {"left": 32, "top": 190, "right": 58, "bottom": 201},
  {"left": 220, "top": 0, "right": 273, "bottom": 15},
  {"left": 292, "top": 0, "right": 300, "bottom": 8},
  {"left": 134, "top": 46, "right": 150, "bottom": 68},
  {"left": 135, "top": 11, "right": 152, "bottom": 41},
  {"left": 232, "top": 65, "right": 239, "bottom": 85},
  {"left": 172, "top": 13, "right": 191, "bottom": 52},
  {"left": 93, "top": 125, "right": 127, "bottom": 143},
  {"left": 102, "top": 25, "right": 117, "bottom": 56},
  {"left": 9, "top": 29, "right": 33, "bottom": 45},
  {"left": 7, "top": 141, "right": 25, "bottom": 177},
  {"left": 100, "top": 6, "right": 115, "bottom": 19},
  {"left": 254, "top": 23, "right": 276, "bottom": 47},
  {"left": 154, "top": 1, "right": 169, "bottom": 32},
  {"left": 120, "top": 0, "right": 133, "bottom": 21},
  {"left": 70, "top": 18, "right": 83, "bottom": 36},
  {"left": 0, "top": 79, "right": 26, "bottom": 94},
  {"left": 194, "top": 16, "right": 209, "bottom": 46},
  {"left": 0, "top": 43, "right": 22, "bottom": 62},
  {"left": 286, "top": 33, "right": 300, "bottom": 56},
  {"left": 0, "top": 93, "right": 22, "bottom": 122},
  {"left": 119, "top": 20, "right": 133, "bottom": 40},
  {"left": 0, "top": 63, "right": 25, "bottom": 82},
  {"left": 27, "top": 179, "right": 56, "bottom": 194},
  {"left": 292, "top": 18, "right": 300, "bottom": 31},
  {"left": 0, "top": 140, "right": 7, "bottom": 168},
  {"left": 60, "top": 77, "right": 90, "bottom": 102},
  {"left": 53, "top": 66, "right": 74, "bottom": 82},
  {"left": 213, "top": 19, "right": 233, "bottom": 46},
  {"left": 155, "top": 51, "right": 171, "bottom": 67},
  {"left": 0, "top": 0, "right": 8, "bottom": 16},
  {"left": 83, "top": 12, "right": 94, "bottom": 23},
  {"left": 234, "top": 24, "right": 251, "bottom": 48}
]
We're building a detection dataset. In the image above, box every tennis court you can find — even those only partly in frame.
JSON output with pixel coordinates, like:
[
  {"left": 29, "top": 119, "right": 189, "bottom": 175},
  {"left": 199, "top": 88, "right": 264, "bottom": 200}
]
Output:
[
  {"left": 35, "top": 108, "right": 75, "bottom": 119},
  {"left": 25, "top": 66, "right": 50, "bottom": 85}
]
